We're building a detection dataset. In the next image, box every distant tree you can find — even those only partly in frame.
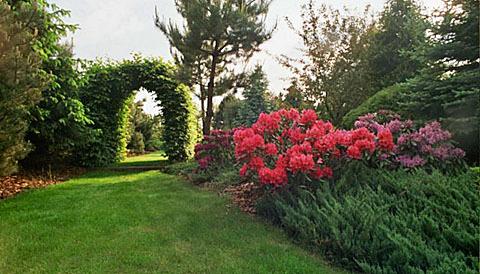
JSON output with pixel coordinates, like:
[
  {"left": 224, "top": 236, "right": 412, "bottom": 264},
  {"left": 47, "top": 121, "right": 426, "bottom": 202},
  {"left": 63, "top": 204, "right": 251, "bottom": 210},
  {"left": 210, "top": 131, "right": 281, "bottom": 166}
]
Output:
[
  {"left": 279, "top": 80, "right": 313, "bottom": 110},
  {"left": 127, "top": 99, "right": 162, "bottom": 153},
  {"left": 237, "top": 66, "right": 271, "bottom": 126},
  {"left": 279, "top": 1, "right": 375, "bottom": 125},
  {"left": 214, "top": 94, "right": 243, "bottom": 130},
  {"left": 155, "top": 0, "right": 274, "bottom": 134},
  {"left": 129, "top": 132, "right": 145, "bottom": 154},
  {"left": 367, "top": 0, "right": 429, "bottom": 90},
  {"left": 0, "top": 1, "right": 44, "bottom": 176}
]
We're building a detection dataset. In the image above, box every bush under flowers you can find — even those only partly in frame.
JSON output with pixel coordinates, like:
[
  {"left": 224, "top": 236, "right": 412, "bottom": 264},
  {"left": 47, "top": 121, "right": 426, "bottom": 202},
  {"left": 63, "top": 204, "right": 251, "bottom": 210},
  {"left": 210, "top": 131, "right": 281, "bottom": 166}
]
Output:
[
  {"left": 354, "top": 110, "right": 465, "bottom": 170},
  {"left": 234, "top": 109, "right": 395, "bottom": 187},
  {"left": 194, "top": 129, "right": 235, "bottom": 172}
]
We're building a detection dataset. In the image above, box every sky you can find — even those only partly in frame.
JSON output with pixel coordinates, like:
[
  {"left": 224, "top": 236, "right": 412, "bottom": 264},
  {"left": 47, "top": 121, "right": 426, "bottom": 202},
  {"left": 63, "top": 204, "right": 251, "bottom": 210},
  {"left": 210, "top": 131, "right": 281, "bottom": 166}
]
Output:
[{"left": 52, "top": 0, "right": 443, "bottom": 115}]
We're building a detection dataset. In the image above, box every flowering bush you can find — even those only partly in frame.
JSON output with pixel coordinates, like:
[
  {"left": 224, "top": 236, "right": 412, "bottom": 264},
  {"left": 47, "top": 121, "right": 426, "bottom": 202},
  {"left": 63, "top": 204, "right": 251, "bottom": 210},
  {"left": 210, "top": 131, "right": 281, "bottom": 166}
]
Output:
[
  {"left": 355, "top": 111, "right": 465, "bottom": 169},
  {"left": 194, "top": 129, "right": 235, "bottom": 171},
  {"left": 234, "top": 109, "right": 395, "bottom": 187}
]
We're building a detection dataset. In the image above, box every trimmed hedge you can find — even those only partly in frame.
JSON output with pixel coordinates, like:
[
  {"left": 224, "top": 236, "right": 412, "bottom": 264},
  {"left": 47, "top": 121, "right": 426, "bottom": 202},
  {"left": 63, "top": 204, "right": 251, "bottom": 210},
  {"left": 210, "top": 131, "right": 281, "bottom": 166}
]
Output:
[
  {"left": 77, "top": 57, "right": 198, "bottom": 166},
  {"left": 341, "top": 84, "right": 405, "bottom": 128}
]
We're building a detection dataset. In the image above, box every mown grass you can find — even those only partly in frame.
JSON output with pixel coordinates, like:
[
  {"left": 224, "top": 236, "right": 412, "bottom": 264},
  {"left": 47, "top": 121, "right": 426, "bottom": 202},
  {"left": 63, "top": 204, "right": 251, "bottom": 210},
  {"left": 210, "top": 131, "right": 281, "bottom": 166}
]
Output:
[
  {"left": 111, "top": 151, "right": 168, "bottom": 167},
  {"left": 0, "top": 156, "right": 346, "bottom": 273}
]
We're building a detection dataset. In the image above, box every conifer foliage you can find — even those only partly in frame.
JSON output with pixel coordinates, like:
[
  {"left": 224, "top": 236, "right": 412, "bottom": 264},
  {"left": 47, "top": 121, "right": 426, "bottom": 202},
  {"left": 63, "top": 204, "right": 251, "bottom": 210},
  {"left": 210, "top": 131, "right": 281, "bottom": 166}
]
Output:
[
  {"left": 268, "top": 167, "right": 478, "bottom": 273},
  {"left": 237, "top": 66, "right": 271, "bottom": 127},
  {"left": 0, "top": 2, "right": 44, "bottom": 176},
  {"left": 156, "top": 0, "right": 274, "bottom": 134}
]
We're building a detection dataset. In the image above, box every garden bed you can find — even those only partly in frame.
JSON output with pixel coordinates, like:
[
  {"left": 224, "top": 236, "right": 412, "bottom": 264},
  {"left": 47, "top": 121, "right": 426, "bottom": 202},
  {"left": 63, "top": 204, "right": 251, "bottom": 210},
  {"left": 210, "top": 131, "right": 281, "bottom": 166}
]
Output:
[{"left": 0, "top": 167, "right": 85, "bottom": 199}]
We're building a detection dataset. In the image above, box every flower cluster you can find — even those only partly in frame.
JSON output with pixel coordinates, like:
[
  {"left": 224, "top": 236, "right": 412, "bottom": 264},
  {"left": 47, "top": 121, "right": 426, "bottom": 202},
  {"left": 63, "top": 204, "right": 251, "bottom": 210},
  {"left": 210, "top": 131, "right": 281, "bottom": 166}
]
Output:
[
  {"left": 195, "top": 129, "right": 235, "bottom": 170},
  {"left": 355, "top": 112, "right": 465, "bottom": 169},
  {"left": 234, "top": 109, "right": 395, "bottom": 187}
]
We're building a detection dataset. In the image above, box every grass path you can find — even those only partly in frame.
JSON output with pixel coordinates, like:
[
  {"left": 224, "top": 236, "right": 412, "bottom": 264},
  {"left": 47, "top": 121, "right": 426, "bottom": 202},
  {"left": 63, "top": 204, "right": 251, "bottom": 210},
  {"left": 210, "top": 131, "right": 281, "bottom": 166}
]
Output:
[{"left": 0, "top": 154, "right": 345, "bottom": 273}]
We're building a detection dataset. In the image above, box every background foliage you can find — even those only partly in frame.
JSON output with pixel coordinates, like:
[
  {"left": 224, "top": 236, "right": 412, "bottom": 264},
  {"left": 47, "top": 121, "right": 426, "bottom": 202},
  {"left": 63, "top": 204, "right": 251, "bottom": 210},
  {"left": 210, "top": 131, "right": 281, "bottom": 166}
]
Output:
[
  {"left": 127, "top": 99, "right": 163, "bottom": 154},
  {"left": 0, "top": 1, "right": 44, "bottom": 176}
]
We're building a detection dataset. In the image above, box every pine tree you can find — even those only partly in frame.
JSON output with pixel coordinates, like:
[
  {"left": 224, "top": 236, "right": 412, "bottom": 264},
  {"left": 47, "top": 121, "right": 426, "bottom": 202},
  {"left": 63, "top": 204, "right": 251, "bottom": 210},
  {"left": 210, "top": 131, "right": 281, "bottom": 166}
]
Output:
[
  {"left": 238, "top": 66, "right": 270, "bottom": 126},
  {"left": 155, "top": 0, "right": 273, "bottom": 134},
  {"left": 367, "top": 0, "right": 428, "bottom": 90},
  {"left": 402, "top": 0, "right": 479, "bottom": 161},
  {"left": 0, "top": 1, "right": 44, "bottom": 176}
]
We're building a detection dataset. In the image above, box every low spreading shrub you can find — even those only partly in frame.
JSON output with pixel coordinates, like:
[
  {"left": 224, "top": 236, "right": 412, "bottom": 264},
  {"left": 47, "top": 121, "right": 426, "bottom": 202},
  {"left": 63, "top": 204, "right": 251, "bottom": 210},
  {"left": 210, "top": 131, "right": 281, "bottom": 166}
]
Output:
[
  {"left": 162, "top": 161, "right": 198, "bottom": 176},
  {"left": 210, "top": 167, "right": 241, "bottom": 186},
  {"left": 268, "top": 166, "right": 479, "bottom": 273}
]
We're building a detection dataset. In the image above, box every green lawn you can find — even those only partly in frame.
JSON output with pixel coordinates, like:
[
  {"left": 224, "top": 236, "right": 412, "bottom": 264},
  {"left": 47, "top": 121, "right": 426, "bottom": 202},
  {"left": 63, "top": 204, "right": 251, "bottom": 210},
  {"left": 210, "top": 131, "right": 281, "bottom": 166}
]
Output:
[
  {"left": 0, "top": 154, "right": 346, "bottom": 274},
  {"left": 111, "top": 151, "right": 168, "bottom": 167}
]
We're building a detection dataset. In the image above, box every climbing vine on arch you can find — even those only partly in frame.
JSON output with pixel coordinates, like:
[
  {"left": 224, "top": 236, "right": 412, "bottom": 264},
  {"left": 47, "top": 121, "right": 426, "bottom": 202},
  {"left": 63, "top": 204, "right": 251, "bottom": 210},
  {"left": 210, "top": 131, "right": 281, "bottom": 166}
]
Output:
[{"left": 76, "top": 56, "right": 198, "bottom": 166}]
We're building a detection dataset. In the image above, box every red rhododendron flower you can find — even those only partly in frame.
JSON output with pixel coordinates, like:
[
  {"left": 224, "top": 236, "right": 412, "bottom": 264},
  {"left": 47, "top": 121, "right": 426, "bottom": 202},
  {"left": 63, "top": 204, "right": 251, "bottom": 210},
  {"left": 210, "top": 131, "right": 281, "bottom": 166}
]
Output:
[
  {"left": 264, "top": 143, "right": 278, "bottom": 155},
  {"left": 334, "top": 130, "right": 353, "bottom": 146},
  {"left": 351, "top": 127, "right": 375, "bottom": 142},
  {"left": 278, "top": 108, "right": 300, "bottom": 121},
  {"left": 259, "top": 167, "right": 287, "bottom": 186},
  {"left": 289, "top": 153, "right": 315, "bottom": 173},
  {"left": 300, "top": 109, "right": 318, "bottom": 125},
  {"left": 239, "top": 164, "right": 248, "bottom": 177},
  {"left": 313, "top": 133, "right": 337, "bottom": 153},
  {"left": 288, "top": 127, "right": 305, "bottom": 144},
  {"left": 378, "top": 129, "right": 394, "bottom": 151},
  {"left": 354, "top": 139, "right": 376, "bottom": 154},
  {"left": 347, "top": 145, "right": 361, "bottom": 159},
  {"left": 253, "top": 112, "right": 282, "bottom": 134},
  {"left": 234, "top": 130, "right": 264, "bottom": 158},
  {"left": 248, "top": 156, "right": 265, "bottom": 171},
  {"left": 232, "top": 108, "right": 401, "bottom": 188}
]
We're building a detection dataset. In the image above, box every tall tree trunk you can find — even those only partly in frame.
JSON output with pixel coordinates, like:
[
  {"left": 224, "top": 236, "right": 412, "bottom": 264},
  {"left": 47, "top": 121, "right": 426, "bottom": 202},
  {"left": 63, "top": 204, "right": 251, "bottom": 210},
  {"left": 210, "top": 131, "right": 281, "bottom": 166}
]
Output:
[
  {"left": 204, "top": 53, "right": 218, "bottom": 134},
  {"left": 200, "top": 84, "right": 206, "bottom": 134}
]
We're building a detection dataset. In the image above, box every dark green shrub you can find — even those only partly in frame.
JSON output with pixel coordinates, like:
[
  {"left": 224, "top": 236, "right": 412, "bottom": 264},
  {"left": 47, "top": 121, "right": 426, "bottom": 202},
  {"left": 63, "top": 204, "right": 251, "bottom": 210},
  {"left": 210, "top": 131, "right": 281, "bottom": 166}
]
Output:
[
  {"left": 25, "top": 45, "right": 95, "bottom": 167},
  {"left": 341, "top": 84, "right": 405, "bottom": 128},
  {"left": 268, "top": 167, "right": 479, "bottom": 273}
]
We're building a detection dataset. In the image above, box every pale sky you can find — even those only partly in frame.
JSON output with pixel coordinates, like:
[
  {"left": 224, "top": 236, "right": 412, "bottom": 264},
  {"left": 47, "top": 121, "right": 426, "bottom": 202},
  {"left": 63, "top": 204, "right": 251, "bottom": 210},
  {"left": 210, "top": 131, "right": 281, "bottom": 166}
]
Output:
[{"left": 52, "top": 0, "right": 443, "bottom": 114}]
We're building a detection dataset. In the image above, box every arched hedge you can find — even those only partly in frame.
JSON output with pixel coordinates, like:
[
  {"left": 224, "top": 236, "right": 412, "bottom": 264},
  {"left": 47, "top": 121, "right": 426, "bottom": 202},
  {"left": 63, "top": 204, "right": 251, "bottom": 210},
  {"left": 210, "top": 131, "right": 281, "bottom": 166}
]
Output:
[{"left": 76, "top": 56, "right": 197, "bottom": 166}]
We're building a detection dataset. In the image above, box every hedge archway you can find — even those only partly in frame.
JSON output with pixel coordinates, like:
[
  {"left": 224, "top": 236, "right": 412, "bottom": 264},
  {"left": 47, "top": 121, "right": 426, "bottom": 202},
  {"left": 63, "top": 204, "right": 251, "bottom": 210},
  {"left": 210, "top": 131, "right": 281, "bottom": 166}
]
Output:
[{"left": 77, "top": 56, "right": 197, "bottom": 166}]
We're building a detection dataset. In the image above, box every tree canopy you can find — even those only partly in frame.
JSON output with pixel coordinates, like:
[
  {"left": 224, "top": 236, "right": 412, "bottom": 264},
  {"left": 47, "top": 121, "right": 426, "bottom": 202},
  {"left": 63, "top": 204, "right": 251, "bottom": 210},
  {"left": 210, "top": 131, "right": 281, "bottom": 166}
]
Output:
[{"left": 156, "top": 0, "right": 274, "bottom": 134}]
